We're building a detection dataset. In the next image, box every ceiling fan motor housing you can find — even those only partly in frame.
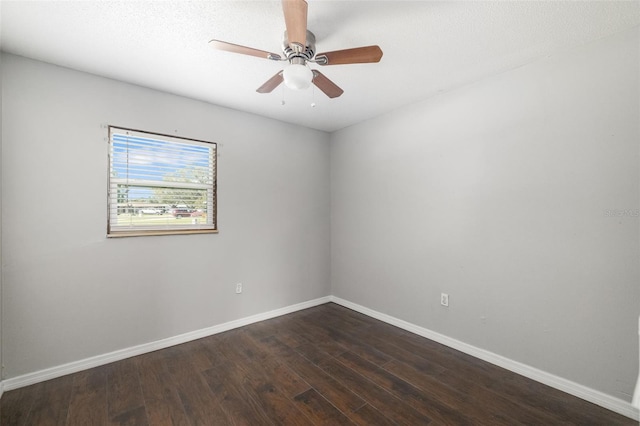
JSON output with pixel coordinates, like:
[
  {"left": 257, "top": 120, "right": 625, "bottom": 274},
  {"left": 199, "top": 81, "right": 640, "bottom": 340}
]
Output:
[{"left": 282, "top": 30, "right": 316, "bottom": 63}]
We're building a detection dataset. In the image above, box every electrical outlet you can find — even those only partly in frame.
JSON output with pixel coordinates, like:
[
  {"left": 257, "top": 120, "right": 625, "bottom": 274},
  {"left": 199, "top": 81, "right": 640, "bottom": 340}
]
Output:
[
  {"left": 235, "top": 283, "right": 242, "bottom": 294},
  {"left": 440, "top": 293, "right": 449, "bottom": 307}
]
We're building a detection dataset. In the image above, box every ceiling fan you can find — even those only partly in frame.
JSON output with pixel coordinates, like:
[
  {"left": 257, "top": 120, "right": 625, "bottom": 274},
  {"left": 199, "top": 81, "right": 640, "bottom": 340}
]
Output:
[{"left": 209, "top": 0, "right": 383, "bottom": 99}]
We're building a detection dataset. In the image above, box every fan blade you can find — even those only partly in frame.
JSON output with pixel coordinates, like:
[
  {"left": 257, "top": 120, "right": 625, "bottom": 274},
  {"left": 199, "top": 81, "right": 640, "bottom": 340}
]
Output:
[
  {"left": 282, "top": 0, "right": 307, "bottom": 51},
  {"left": 256, "top": 71, "right": 284, "bottom": 93},
  {"left": 209, "top": 39, "right": 281, "bottom": 60},
  {"left": 312, "top": 70, "right": 343, "bottom": 98},
  {"left": 316, "top": 45, "right": 383, "bottom": 65}
]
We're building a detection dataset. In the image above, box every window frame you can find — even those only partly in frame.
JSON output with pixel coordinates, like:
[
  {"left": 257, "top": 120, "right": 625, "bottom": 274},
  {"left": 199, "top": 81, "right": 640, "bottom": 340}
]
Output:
[{"left": 107, "top": 126, "right": 218, "bottom": 238}]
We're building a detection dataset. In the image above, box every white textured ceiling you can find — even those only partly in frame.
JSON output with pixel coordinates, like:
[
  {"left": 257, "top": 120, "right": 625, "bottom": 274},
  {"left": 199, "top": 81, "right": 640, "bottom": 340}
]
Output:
[{"left": 1, "top": 1, "right": 639, "bottom": 132}]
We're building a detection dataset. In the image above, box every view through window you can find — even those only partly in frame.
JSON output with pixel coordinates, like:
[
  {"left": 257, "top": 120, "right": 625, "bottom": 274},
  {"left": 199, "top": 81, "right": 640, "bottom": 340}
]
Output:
[{"left": 107, "top": 126, "right": 217, "bottom": 237}]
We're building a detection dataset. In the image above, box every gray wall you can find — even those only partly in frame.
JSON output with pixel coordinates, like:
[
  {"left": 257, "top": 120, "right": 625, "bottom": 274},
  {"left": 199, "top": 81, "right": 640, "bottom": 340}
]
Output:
[
  {"left": 0, "top": 50, "right": 4, "bottom": 384},
  {"left": 1, "top": 53, "right": 331, "bottom": 378},
  {"left": 330, "top": 27, "right": 639, "bottom": 401}
]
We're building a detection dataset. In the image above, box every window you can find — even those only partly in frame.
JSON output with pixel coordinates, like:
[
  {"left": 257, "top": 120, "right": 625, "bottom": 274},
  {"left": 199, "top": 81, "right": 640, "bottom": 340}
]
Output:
[{"left": 107, "top": 126, "right": 217, "bottom": 237}]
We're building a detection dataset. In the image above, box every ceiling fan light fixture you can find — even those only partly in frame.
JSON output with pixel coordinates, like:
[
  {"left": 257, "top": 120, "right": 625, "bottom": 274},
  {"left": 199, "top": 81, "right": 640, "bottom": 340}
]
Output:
[{"left": 283, "top": 62, "right": 313, "bottom": 90}]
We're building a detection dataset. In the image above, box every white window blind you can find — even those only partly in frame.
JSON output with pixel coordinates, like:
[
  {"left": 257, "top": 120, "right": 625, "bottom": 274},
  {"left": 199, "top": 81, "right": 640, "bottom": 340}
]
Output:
[{"left": 107, "top": 127, "right": 217, "bottom": 237}]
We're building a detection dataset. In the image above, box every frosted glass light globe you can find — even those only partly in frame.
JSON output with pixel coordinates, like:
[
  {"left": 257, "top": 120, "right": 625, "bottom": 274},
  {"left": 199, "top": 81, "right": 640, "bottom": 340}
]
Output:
[{"left": 283, "top": 63, "right": 313, "bottom": 90}]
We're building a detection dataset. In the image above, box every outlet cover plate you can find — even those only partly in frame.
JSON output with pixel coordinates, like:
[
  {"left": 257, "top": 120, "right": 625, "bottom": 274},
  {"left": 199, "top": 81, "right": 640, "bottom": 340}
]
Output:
[{"left": 441, "top": 293, "right": 449, "bottom": 307}]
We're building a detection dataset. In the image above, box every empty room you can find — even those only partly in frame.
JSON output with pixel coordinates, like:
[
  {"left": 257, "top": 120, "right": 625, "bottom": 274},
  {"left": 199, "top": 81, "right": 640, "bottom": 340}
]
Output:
[{"left": 0, "top": 0, "right": 639, "bottom": 424}]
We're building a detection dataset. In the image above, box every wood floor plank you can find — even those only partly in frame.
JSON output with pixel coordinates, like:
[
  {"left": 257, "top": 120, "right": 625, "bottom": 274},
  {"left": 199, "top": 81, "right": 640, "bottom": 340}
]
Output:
[
  {"left": 1, "top": 383, "right": 42, "bottom": 426},
  {"left": 108, "top": 406, "right": 149, "bottom": 426},
  {"left": 356, "top": 326, "right": 448, "bottom": 376},
  {"left": 202, "top": 361, "right": 274, "bottom": 425},
  {"left": 305, "top": 305, "right": 373, "bottom": 332},
  {"left": 135, "top": 352, "right": 190, "bottom": 426},
  {"left": 347, "top": 403, "right": 398, "bottom": 426},
  {"left": 66, "top": 366, "right": 109, "bottom": 425},
  {"left": 363, "top": 316, "right": 636, "bottom": 426},
  {"left": 241, "top": 319, "right": 277, "bottom": 340},
  {"left": 382, "top": 358, "right": 533, "bottom": 425},
  {"left": 491, "top": 372, "right": 635, "bottom": 426},
  {"left": 217, "top": 329, "right": 271, "bottom": 366},
  {"left": 245, "top": 317, "right": 311, "bottom": 349},
  {"left": 336, "top": 350, "right": 479, "bottom": 425},
  {"left": 197, "top": 335, "right": 228, "bottom": 368},
  {"left": 162, "top": 345, "right": 229, "bottom": 425},
  {"left": 346, "top": 313, "right": 633, "bottom": 426},
  {"left": 236, "top": 364, "right": 312, "bottom": 426},
  {"left": 355, "top": 326, "right": 536, "bottom": 424},
  {"left": 250, "top": 334, "right": 367, "bottom": 414},
  {"left": 171, "top": 339, "right": 218, "bottom": 372},
  {"left": 283, "top": 319, "right": 351, "bottom": 357},
  {"left": 319, "top": 357, "right": 433, "bottom": 425},
  {"left": 26, "top": 375, "right": 73, "bottom": 426},
  {"left": 106, "top": 358, "right": 145, "bottom": 421},
  {"left": 294, "top": 342, "right": 335, "bottom": 365},
  {"left": 200, "top": 330, "right": 312, "bottom": 424},
  {"left": 297, "top": 315, "right": 391, "bottom": 366},
  {"left": 292, "top": 388, "right": 353, "bottom": 425},
  {"left": 220, "top": 331, "right": 312, "bottom": 398}
]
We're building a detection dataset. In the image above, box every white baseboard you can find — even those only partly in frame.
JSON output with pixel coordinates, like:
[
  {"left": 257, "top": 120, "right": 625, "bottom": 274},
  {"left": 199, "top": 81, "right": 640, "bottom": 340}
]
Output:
[
  {"left": 0, "top": 380, "right": 4, "bottom": 400},
  {"left": 2, "top": 296, "right": 331, "bottom": 392},
  {"left": 633, "top": 315, "right": 640, "bottom": 409},
  {"left": 329, "top": 296, "right": 639, "bottom": 421}
]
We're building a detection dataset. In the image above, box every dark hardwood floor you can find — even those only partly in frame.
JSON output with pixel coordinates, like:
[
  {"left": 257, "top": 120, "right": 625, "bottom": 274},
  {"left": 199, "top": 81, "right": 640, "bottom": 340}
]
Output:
[{"left": 1, "top": 303, "right": 636, "bottom": 425}]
